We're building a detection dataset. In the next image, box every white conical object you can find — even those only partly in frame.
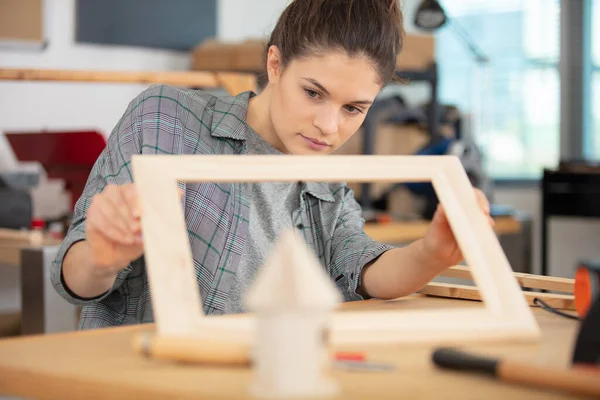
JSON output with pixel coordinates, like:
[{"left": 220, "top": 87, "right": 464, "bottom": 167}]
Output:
[
  {"left": 245, "top": 228, "right": 341, "bottom": 399},
  {"left": 244, "top": 228, "right": 343, "bottom": 312}
]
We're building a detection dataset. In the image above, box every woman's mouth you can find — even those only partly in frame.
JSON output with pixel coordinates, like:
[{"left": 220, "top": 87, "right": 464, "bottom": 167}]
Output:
[{"left": 301, "top": 135, "right": 331, "bottom": 151}]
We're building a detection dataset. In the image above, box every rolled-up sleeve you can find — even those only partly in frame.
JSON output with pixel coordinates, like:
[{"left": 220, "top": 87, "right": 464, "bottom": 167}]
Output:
[
  {"left": 50, "top": 88, "right": 150, "bottom": 305},
  {"left": 328, "top": 186, "right": 395, "bottom": 301}
]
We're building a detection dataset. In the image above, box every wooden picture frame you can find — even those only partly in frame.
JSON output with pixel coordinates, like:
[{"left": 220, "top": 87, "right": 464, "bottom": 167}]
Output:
[{"left": 131, "top": 155, "right": 540, "bottom": 345}]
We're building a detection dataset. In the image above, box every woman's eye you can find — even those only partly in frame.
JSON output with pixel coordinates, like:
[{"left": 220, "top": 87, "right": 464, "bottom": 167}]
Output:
[
  {"left": 345, "top": 105, "right": 362, "bottom": 114},
  {"left": 305, "top": 89, "right": 320, "bottom": 99}
]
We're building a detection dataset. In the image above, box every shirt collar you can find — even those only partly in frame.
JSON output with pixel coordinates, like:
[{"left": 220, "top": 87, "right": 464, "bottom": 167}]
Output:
[
  {"left": 302, "top": 182, "right": 336, "bottom": 203},
  {"left": 210, "top": 90, "right": 254, "bottom": 140},
  {"left": 210, "top": 91, "right": 335, "bottom": 203}
]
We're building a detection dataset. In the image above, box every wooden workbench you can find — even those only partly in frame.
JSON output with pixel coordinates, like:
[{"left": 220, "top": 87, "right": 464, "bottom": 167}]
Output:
[
  {"left": 0, "top": 232, "right": 67, "bottom": 337},
  {"left": 363, "top": 215, "right": 521, "bottom": 244},
  {"left": 0, "top": 296, "right": 583, "bottom": 400},
  {"left": 0, "top": 236, "right": 61, "bottom": 267}
]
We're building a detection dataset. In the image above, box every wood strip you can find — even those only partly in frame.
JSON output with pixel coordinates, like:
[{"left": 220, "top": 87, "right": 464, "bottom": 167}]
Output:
[
  {"left": 439, "top": 265, "right": 575, "bottom": 294},
  {"left": 0, "top": 228, "right": 36, "bottom": 243},
  {"left": 419, "top": 282, "right": 576, "bottom": 311},
  {"left": 0, "top": 68, "right": 221, "bottom": 88}
]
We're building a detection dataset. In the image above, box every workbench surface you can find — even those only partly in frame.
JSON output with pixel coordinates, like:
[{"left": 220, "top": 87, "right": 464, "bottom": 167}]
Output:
[{"left": 0, "top": 295, "right": 584, "bottom": 400}]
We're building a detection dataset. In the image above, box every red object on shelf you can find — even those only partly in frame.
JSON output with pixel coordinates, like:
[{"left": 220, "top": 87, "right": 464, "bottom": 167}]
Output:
[
  {"left": 31, "top": 218, "right": 45, "bottom": 230},
  {"left": 5, "top": 130, "right": 107, "bottom": 211}
]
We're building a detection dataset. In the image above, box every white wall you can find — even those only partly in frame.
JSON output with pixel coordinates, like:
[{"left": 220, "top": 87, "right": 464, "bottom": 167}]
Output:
[
  {"left": 217, "top": 0, "right": 289, "bottom": 41},
  {"left": 0, "top": 0, "right": 190, "bottom": 142}
]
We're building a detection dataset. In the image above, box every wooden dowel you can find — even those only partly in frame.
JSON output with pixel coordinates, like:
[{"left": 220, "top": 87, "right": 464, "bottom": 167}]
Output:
[
  {"left": 439, "top": 265, "right": 575, "bottom": 294},
  {"left": 419, "top": 282, "right": 576, "bottom": 311},
  {"left": 132, "top": 333, "right": 251, "bottom": 367},
  {"left": 0, "top": 68, "right": 222, "bottom": 88},
  {"left": 132, "top": 333, "right": 394, "bottom": 374}
]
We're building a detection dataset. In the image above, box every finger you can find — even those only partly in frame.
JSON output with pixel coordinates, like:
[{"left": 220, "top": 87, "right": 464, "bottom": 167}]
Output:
[
  {"left": 124, "top": 184, "right": 141, "bottom": 219},
  {"left": 89, "top": 210, "right": 132, "bottom": 245},
  {"left": 437, "top": 203, "right": 445, "bottom": 218},
  {"left": 434, "top": 203, "right": 449, "bottom": 226},
  {"left": 122, "top": 184, "right": 142, "bottom": 223},
  {"left": 474, "top": 189, "right": 490, "bottom": 214},
  {"left": 122, "top": 185, "right": 144, "bottom": 243},
  {"left": 95, "top": 194, "right": 134, "bottom": 244},
  {"left": 105, "top": 186, "right": 137, "bottom": 236}
]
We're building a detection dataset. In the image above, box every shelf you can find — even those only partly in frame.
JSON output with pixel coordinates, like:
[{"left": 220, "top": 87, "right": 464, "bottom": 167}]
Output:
[{"left": 360, "top": 62, "right": 439, "bottom": 210}]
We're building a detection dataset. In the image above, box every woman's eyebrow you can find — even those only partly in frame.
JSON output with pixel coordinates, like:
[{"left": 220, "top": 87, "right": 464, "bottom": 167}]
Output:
[{"left": 303, "top": 77, "right": 330, "bottom": 95}]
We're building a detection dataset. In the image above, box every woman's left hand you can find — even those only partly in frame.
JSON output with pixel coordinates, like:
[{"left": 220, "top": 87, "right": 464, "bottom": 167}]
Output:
[{"left": 422, "top": 188, "right": 494, "bottom": 268}]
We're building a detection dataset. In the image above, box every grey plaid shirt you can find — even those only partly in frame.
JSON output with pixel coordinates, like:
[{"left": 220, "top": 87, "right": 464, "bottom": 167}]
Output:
[{"left": 50, "top": 85, "right": 394, "bottom": 329}]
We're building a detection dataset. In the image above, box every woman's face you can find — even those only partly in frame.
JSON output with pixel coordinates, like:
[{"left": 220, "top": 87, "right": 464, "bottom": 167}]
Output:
[{"left": 266, "top": 47, "right": 382, "bottom": 155}]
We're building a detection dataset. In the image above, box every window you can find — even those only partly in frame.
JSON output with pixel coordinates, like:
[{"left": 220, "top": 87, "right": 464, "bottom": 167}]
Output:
[
  {"left": 434, "top": 0, "right": 560, "bottom": 179},
  {"left": 591, "top": 0, "right": 600, "bottom": 158}
]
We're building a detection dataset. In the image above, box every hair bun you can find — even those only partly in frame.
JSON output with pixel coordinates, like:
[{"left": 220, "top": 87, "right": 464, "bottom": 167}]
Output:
[{"left": 258, "top": 0, "right": 405, "bottom": 89}]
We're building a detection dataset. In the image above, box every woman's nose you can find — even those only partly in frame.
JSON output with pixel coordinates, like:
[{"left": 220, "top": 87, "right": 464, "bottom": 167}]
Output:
[{"left": 313, "top": 107, "right": 339, "bottom": 136}]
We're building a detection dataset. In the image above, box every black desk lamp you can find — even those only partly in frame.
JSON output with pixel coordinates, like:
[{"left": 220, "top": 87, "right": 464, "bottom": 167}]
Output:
[
  {"left": 414, "top": 0, "right": 490, "bottom": 64},
  {"left": 414, "top": 0, "right": 447, "bottom": 30}
]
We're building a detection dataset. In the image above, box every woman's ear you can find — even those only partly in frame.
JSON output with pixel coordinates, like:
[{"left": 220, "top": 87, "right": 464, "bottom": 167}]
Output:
[{"left": 266, "top": 45, "right": 283, "bottom": 84}]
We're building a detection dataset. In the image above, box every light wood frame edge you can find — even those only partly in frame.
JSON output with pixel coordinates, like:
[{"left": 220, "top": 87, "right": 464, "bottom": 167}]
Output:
[{"left": 131, "top": 154, "right": 540, "bottom": 342}]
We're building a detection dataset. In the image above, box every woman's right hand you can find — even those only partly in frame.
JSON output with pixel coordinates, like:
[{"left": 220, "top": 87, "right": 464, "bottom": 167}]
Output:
[{"left": 86, "top": 183, "right": 144, "bottom": 275}]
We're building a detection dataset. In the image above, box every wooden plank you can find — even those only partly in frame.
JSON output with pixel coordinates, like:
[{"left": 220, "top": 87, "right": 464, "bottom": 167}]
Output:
[
  {"left": 439, "top": 265, "right": 575, "bottom": 294},
  {"left": 0, "top": 233, "right": 62, "bottom": 267},
  {"left": 419, "top": 282, "right": 576, "bottom": 311},
  {"left": 0, "top": 68, "right": 222, "bottom": 88}
]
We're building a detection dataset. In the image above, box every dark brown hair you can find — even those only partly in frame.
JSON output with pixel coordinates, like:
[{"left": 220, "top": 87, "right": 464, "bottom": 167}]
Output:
[{"left": 258, "top": 0, "right": 405, "bottom": 89}]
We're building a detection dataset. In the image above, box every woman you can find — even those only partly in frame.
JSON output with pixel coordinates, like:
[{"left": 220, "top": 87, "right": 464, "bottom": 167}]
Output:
[{"left": 51, "top": 0, "right": 492, "bottom": 329}]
